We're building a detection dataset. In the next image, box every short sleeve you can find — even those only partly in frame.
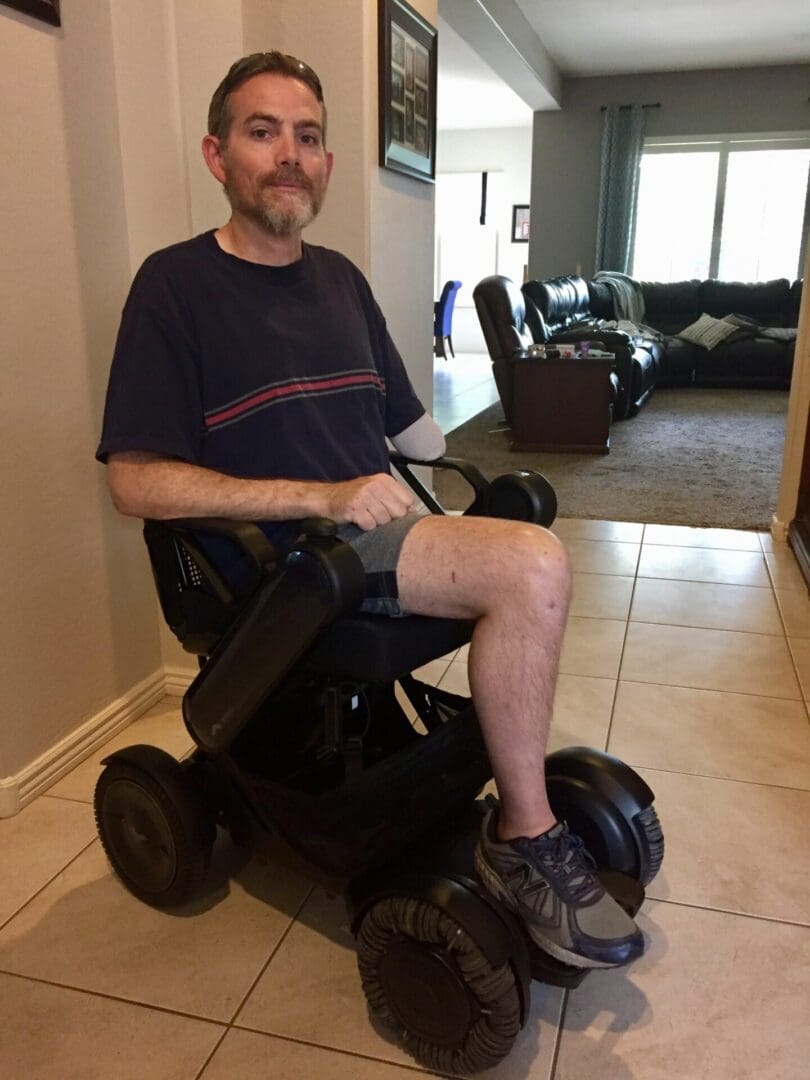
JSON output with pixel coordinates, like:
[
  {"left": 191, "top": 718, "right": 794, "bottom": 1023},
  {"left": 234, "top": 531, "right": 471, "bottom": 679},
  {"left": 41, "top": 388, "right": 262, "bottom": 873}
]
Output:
[{"left": 96, "top": 257, "right": 204, "bottom": 464}]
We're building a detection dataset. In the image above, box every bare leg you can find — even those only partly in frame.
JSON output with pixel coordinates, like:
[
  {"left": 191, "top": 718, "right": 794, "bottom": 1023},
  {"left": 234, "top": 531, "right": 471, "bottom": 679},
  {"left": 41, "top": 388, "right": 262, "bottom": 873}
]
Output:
[{"left": 396, "top": 515, "right": 572, "bottom": 842}]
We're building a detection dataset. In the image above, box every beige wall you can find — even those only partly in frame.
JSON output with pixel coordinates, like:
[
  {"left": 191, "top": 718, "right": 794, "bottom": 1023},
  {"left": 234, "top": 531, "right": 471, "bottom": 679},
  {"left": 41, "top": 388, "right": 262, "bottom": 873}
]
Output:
[
  {"left": 0, "top": 1, "right": 162, "bottom": 783},
  {"left": 0, "top": 0, "right": 437, "bottom": 797}
]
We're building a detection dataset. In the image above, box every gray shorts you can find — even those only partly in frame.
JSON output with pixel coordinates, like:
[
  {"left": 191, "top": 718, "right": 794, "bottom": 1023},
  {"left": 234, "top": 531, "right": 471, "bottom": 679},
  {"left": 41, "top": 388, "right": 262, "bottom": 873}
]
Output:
[{"left": 337, "top": 507, "right": 430, "bottom": 617}]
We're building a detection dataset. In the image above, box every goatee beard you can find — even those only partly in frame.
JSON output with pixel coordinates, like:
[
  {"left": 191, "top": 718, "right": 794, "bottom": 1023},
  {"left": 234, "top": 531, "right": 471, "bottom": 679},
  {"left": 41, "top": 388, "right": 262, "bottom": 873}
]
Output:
[{"left": 225, "top": 166, "right": 324, "bottom": 236}]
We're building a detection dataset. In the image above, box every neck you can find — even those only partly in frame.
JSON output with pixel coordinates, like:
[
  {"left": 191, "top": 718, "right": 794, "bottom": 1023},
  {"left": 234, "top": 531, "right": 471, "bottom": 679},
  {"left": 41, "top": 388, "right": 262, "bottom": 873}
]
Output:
[{"left": 215, "top": 215, "right": 303, "bottom": 266}]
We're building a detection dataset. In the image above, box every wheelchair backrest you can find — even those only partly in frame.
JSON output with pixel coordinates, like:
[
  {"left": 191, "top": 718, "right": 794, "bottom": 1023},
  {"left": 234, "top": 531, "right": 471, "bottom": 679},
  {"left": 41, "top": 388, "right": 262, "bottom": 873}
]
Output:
[{"left": 143, "top": 520, "right": 245, "bottom": 656}]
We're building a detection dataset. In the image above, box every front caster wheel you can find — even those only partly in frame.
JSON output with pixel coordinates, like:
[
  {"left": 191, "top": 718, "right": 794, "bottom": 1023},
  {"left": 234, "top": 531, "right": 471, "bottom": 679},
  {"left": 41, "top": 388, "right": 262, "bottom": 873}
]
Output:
[
  {"left": 356, "top": 896, "right": 524, "bottom": 1074},
  {"left": 94, "top": 753, "right": 215, "bottom": 907}
]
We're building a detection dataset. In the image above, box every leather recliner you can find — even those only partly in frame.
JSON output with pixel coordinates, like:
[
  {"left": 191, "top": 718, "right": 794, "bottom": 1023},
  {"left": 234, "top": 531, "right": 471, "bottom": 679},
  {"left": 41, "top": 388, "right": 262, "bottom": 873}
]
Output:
[
  {"left": 472, "top": 275, "right": 534, "bottom": 425},
  {"left": 522, "top": 276, "right": 657, "bottom": 420},
  {"left": 473, "top": 275, "right": 620, "bottom": 429}
]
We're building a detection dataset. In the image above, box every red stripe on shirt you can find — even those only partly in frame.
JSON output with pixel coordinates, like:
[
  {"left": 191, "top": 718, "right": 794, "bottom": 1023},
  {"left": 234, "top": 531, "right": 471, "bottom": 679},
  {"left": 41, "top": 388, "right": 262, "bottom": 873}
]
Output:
[{"left": 204, "top": 372, "right": 385, "bottom": 428}]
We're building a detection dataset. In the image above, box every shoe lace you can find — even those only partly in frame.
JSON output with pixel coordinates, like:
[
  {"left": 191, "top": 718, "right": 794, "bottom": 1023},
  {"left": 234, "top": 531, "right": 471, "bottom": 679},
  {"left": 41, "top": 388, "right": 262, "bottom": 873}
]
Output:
[{"left": 528, "top": 826, "right": 603, "bottom": 904}]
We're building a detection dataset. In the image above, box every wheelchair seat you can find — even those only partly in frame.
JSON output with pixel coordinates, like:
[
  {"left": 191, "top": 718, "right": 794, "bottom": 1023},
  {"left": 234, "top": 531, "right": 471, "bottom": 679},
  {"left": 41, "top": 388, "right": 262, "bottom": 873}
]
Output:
[{"left": 143, "top": 514, "right": 474, "bottom": 681}]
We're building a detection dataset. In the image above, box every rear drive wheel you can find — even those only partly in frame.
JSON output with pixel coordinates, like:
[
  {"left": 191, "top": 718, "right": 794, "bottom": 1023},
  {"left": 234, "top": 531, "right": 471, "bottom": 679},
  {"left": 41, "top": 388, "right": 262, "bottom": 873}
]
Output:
[{"left": 94, "top": 758, "right": 215, "bottom": 907}]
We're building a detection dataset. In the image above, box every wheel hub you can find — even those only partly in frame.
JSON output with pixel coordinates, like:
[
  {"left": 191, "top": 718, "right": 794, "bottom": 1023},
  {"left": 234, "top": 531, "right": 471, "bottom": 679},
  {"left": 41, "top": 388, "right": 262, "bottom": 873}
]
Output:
[
  {"left": 378, "top": 939, "right": 478, "bottom": 1046},
  {"left": 102, "top": 779, "right": 177, "bottom": 893}
]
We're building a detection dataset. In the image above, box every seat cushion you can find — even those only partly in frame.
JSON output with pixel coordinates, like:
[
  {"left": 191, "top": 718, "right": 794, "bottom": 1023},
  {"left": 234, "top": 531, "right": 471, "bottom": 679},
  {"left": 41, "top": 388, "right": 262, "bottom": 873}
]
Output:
[
  {"left": 640, "top": 279, "right": 701, "bottom": 335},
  {"left": 306, "top": 614, "right": 474, "bottom": 681},
  {"left": 700, "top": 278, "right": 791, "bottom": 327},
  {"left": 693, "top": 337, "right": 793, "bottom": 387}
]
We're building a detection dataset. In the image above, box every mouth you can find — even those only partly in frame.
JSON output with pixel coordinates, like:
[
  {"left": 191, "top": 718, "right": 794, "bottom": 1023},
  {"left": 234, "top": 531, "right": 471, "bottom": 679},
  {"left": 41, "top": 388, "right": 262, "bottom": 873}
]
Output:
[{"left": 264, "top": 173, "right": 312, "bottom": 194}]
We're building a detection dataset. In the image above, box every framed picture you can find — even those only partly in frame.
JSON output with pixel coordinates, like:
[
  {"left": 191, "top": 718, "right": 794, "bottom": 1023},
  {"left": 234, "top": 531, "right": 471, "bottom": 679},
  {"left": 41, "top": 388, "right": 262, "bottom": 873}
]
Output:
[
  {"left": 378, "top": 0, "right": 437, "bottom": 183},
  {"left": 512, "top": 204, "right": 531, "bottom": 243},
  {"left": 0, "top": 0, "right": 60, "bottom": 25}
]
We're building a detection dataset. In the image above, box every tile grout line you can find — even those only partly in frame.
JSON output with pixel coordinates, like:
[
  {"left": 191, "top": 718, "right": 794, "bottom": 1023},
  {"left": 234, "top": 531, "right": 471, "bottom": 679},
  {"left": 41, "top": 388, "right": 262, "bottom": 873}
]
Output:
[
  {"left": 548, "top": 987, "right": 570, "bottom": 1080},
  {"left": 193, "top": 883, "right": 316, "bottom": 1080},
  {"left": 603, "top": 525, "right": 645, "bottom": 752},
  {"left": 649, "top": 894, "right": 810, "bottom": 930},
  {"left": 217, "top": 1022, "right": 455, "bottom": 1077},
  {"left": 625, "top": 761, "right": 810, "bottom": 794},
  {"left": 0, "top": 967, "right": 229, "bottom": 1028},
  {"left": 229, "top": 884, "right": 315, "bottom": 1026},
  {"left": 614, "top": 674, "right": 803, "bottom": 704},
  {"left": 0, "top": 835, "right": 99, "bottom": 934}
]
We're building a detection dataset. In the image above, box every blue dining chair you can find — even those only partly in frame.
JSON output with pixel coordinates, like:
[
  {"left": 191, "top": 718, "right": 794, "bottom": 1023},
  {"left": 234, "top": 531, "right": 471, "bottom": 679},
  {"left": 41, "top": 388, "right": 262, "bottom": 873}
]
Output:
[{"left": 434, "top": 280, "right": 462, "bottom": 359}]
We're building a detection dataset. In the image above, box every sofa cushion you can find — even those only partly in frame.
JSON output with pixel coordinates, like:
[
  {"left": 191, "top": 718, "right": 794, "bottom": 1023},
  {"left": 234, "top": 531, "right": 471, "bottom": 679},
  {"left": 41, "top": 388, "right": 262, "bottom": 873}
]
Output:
[
  {"left": 523, "top": 277, "right": 591, "bottom": 333},
  {"left": 700, "top": 278, "right": 791, "bottom": 326},
  {"left": 655, "top": 337, "right": 697, "bottom": 386},
  {"left": 677, "top": 313, "right": 740, "bottom": 350},
  {"left": 587, "top": 279, "right": 615, "bottom": 320},
  {"left": 694, "top": 336, "right": 793, "bottom": 387},
  {"left": 639, "top": 279, "right": 701, "bottom": 335}
]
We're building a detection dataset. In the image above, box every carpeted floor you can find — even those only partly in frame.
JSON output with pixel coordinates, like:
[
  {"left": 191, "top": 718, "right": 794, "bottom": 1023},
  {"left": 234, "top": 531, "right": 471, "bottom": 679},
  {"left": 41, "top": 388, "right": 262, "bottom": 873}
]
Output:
[{"left": 435, "top": 388, "right": 790, "bottom": 530}]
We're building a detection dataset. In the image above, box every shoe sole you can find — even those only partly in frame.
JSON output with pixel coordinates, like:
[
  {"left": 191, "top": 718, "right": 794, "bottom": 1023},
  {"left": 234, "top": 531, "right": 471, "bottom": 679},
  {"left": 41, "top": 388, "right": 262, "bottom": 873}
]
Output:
[{"left": 474, "top": 843, "right": 620, "bottom": 970}]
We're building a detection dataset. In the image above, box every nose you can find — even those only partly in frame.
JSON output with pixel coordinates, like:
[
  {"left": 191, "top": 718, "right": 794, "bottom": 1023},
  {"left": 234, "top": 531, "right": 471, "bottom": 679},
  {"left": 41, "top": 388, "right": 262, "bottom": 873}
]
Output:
[{"left": 275, "top": 127, "right": 300, "bottom": 167}]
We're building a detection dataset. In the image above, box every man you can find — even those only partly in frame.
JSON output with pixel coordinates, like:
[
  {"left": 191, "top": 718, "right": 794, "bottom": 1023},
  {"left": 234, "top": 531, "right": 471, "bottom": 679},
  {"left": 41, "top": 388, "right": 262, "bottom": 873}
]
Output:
[{"left": 97, "top": 52, "right": 642, "bottom": 970}]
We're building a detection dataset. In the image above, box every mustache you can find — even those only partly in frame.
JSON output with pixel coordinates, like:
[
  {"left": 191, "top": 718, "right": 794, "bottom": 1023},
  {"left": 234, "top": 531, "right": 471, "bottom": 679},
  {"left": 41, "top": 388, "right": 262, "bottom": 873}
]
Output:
[{"left": 261, "top": 167, "right": 314, "bottom": 192}]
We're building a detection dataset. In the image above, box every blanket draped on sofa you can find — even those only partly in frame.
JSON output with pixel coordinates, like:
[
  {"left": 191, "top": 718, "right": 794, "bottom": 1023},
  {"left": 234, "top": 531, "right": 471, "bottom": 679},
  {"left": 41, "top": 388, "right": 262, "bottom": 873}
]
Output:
[{"left": 593, "top": 270, "right": 646, "bottom": 323}]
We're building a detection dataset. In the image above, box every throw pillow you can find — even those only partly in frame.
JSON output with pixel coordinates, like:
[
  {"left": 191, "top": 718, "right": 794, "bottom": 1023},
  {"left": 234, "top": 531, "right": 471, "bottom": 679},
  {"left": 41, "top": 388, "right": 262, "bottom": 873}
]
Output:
[{"left": 677, "top": 313, "right": 739, "bottom": 350}]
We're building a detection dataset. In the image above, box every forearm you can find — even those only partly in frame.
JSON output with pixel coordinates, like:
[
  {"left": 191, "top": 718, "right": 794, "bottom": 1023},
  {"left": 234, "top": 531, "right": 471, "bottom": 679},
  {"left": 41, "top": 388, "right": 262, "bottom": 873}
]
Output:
[{"left": 106, "top": 452, "right": 335, "bottom": 522}]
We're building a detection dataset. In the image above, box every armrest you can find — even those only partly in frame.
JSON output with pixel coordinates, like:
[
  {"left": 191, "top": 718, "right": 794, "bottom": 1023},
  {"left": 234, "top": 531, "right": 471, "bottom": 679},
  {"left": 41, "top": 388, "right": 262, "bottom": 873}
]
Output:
[
  {"left": 165, "top": 517, "right": 279, "bottom": 572},
  {"left": 390, "top": 452, "right": 489, "bottom": 515}
]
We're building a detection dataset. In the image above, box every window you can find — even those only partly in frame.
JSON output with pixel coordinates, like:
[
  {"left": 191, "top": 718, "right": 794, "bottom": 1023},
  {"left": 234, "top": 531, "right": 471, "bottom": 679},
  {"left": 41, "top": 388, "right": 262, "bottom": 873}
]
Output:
[{"left": 631, "top": 135, "right": 810, "bottom": 282}]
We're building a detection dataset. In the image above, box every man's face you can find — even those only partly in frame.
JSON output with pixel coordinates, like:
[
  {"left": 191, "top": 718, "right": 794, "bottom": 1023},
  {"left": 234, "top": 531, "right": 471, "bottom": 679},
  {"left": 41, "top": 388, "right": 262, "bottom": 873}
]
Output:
[{"left": 211, "top": 73, "right": 333, "bottom": 235}]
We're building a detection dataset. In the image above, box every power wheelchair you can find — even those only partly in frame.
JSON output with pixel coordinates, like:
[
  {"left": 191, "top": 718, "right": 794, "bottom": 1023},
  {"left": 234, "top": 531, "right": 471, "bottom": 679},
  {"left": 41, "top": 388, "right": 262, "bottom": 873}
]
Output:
[{"left": 94, "top": 453, "right": 664, "bottom": 1074}]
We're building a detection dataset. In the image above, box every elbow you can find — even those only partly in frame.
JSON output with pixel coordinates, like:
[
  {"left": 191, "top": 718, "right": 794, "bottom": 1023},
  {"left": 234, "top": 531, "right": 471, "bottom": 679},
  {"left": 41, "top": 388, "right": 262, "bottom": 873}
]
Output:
[
  {"left": 106, "top": 461, "right": 149, "bottom": 518},
  {"left": 107, "top": 476, "right": 142, "bottom": 518}
]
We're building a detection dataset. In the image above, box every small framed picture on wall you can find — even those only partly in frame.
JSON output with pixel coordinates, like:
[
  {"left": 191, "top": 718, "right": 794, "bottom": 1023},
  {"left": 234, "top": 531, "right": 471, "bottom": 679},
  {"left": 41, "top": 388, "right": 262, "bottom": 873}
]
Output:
[{"left": 512, "top": 205, "right": 530, "bottom": 243}]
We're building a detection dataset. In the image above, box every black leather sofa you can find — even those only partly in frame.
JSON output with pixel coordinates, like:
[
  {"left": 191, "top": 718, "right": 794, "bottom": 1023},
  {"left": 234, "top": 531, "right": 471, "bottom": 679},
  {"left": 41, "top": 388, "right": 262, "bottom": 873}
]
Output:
[
  {"left": 588, "top": 277, "right": 801, "bottom": 390},
  {"left": 564, "top": 274, "right": 800, "bottom": 397}
]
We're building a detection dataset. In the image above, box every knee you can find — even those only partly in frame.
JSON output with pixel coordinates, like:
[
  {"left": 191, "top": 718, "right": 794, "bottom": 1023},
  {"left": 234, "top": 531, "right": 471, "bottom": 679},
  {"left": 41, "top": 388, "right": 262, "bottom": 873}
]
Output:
[{"left": 497, "top": 525, "right": 571, "bottom": 610}]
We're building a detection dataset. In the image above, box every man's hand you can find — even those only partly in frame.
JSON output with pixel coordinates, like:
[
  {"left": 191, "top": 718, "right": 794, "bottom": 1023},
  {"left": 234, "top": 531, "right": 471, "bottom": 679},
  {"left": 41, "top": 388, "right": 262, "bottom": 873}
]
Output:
[{"left": 325, "top": 473, "right": 415, "bottom": 531}]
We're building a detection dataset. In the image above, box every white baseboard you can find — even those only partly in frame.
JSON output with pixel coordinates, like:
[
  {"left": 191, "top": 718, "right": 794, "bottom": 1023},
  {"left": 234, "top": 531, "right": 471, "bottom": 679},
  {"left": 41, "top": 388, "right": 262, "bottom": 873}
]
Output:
[
  {"left": 770, "top": 514, "right": 789, "bottom": 543},
  {"left": 163, "top": 665, "right": 197, "bottom": 696},
  {"left": 0, "top": 668, "right": 170, "bottom": 819}
]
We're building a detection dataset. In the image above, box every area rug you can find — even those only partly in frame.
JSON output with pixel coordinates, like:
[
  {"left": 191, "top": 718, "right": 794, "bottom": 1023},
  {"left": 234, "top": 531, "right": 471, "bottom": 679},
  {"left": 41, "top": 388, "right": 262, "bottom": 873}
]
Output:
[{"left": 434, "top": 389, "right": 789, "bottom": 530}]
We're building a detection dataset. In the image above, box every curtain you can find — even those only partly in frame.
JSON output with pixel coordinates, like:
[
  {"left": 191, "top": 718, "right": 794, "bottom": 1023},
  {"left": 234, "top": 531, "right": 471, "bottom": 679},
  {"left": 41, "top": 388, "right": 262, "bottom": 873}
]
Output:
[{"left": 594, "top": 104, "right": 646, "bottom": 273}]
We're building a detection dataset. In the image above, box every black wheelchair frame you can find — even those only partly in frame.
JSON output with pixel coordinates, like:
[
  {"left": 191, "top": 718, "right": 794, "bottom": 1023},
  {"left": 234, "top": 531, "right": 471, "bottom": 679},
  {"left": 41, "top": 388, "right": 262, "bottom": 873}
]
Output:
[{"left": 94, "top": 453, "right": 663, "bottom": 1074}]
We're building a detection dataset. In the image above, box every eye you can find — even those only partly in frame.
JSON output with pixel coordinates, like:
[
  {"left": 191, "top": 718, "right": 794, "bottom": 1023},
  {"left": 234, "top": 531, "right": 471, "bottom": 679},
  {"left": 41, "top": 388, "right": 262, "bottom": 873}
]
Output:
[
  {"left": 251, "top": 128, "right": 270, "bottom": 140},
  {"left": 300, "top": 132, "right": 321, "bottom": 146}
]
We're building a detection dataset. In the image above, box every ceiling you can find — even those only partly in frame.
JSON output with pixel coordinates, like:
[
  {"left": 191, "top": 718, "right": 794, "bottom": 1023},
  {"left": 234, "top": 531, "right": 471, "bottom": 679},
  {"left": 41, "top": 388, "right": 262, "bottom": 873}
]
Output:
[
  {"left": 437, "top": 18, "right": 534, "bottom": 131},
  {"left": 438, "top": 0, "right": 810, "bottom": 130}
]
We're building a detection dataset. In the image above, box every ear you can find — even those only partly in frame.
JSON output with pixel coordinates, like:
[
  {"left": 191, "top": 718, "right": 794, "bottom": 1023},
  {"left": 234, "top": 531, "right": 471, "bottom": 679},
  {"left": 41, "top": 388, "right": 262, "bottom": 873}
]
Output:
[
  {"left": 201, "top": 134, "right": 227, "bottom": 184},
  {"left": 325, "top": 150, "right": 335, "bottom": 184}
]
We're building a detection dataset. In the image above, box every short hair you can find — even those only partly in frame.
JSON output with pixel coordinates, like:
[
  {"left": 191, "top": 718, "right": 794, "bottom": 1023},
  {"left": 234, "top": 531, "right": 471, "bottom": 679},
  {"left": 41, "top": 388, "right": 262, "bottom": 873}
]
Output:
[{"left": 207, "top": 52, "right": 327, "bottom": 143}]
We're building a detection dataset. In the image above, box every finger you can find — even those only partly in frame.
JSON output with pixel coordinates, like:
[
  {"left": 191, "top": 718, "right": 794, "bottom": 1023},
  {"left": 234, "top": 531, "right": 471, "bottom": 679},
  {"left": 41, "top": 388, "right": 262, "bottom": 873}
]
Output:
[{"left": 354, "top": 507, "right": 379, "bottom": 531}]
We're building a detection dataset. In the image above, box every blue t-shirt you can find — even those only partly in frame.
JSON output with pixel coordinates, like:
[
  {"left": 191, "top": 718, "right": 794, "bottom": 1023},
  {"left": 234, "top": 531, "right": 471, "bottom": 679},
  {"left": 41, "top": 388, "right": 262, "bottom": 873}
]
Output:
[{"left": 97, "top": 232, "right": 425, "bottom": 549}]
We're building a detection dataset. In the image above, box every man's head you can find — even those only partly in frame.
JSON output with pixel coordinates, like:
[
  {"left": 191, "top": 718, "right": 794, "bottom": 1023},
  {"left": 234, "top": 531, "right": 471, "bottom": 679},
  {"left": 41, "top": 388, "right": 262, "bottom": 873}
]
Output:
[
  {"left": 207, "top": 52, "right": 327, "bottom": 145},
  {"left": 202, "top": 53, "right": 333, "bottom": 238}
]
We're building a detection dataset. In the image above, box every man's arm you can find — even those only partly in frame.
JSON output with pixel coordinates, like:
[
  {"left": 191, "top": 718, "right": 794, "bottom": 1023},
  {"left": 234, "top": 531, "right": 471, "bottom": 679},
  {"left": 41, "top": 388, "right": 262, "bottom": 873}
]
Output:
[{"left": 107, "top": 452, "right": 415, "bottom": 532}]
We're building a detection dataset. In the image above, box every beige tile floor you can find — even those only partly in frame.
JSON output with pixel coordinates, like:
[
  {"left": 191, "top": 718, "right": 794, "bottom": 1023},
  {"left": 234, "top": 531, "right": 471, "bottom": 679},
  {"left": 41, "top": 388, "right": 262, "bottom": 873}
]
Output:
[{"left": 2, "top": 520, "right": 809, "bottom": 1079}]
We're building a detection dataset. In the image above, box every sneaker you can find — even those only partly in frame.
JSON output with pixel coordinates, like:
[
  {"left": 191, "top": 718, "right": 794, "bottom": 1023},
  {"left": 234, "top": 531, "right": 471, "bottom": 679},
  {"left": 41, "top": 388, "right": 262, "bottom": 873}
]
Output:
[{"left": 474, "top": 806, "right": 644, "bottom": 969}]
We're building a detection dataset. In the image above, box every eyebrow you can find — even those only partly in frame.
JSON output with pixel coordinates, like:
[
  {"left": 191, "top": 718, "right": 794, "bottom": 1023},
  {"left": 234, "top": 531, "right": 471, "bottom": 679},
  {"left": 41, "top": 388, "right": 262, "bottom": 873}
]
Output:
[{"left": 242, "top": 111, "right": 323, "bottom": 133}]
